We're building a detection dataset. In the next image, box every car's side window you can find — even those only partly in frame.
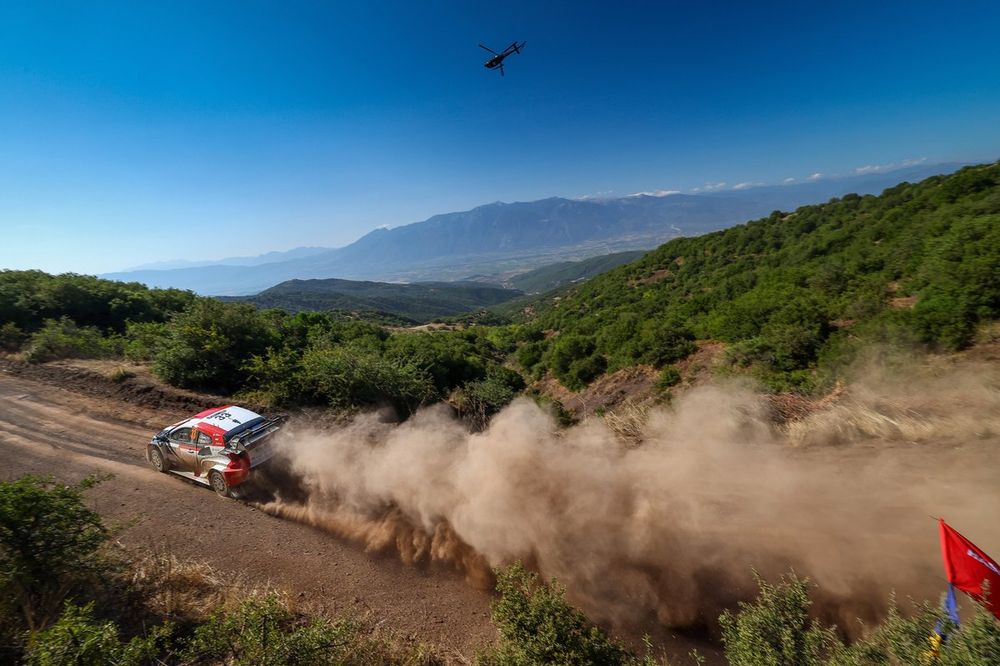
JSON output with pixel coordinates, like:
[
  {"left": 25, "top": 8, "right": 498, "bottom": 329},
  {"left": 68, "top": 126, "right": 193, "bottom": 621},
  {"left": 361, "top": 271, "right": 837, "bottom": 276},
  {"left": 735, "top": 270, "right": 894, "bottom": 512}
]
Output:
[
  {"left": 170, "top": 427, "right": 192, "bottom": 442},
  {"left": 197, "top": 431, "right": 212, "bottom": 446}
]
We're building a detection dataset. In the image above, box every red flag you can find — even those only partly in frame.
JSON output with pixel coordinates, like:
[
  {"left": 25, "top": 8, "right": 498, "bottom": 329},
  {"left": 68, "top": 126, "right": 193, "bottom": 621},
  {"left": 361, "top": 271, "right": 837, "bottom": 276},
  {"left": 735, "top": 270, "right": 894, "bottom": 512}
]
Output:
[{"left": 939, "top": 519, "right": 1000, "bottom": 620}]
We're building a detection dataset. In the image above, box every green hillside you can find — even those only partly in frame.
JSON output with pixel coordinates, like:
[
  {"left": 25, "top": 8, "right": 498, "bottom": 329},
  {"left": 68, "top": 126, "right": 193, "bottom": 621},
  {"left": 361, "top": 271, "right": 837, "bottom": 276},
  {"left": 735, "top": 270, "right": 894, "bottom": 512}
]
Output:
[
  {"left": 516, "top": 163, "right": 1000, "bottom": 391},
  {"left": 508, "top": 250, "right": 648, "bottom": 294},
  {"left": 3, "top": 164, "right": 998, "bottom": 414},
  {"left": 231, "top": 278, "right": 522, "bottom": 323}
]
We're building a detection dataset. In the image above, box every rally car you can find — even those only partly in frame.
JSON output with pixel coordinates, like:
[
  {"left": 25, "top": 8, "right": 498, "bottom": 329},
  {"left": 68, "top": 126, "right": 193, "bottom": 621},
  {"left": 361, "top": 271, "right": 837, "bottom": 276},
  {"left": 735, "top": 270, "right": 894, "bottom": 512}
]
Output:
[{"left": 146, "top": 405, "right": 286, "bottom": 497}]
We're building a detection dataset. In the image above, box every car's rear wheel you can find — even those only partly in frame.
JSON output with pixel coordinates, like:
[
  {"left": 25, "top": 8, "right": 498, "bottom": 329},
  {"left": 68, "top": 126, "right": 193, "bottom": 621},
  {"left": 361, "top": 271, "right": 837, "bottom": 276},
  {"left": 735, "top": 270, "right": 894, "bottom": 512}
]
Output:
[
  {"left": 208, "top": 470, "right": 229, "bottom": 497},
  {"left": 149, "top": 447, "right": 169, "bottom": 473}
]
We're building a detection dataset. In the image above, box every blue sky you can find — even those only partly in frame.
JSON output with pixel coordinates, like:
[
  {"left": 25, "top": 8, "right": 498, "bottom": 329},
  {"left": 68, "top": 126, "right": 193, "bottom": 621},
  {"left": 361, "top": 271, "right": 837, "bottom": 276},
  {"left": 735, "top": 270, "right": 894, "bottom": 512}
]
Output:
[{"left": 1, "top": 1, "right": 999, "bottom": 274}]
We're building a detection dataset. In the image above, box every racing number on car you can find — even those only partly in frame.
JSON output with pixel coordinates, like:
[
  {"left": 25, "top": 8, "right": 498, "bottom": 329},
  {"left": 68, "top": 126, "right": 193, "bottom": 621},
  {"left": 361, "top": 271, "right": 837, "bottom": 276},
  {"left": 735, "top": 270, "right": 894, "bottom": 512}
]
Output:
[{"left": 205, "top": 410, "right": 242, "bottom": 425}]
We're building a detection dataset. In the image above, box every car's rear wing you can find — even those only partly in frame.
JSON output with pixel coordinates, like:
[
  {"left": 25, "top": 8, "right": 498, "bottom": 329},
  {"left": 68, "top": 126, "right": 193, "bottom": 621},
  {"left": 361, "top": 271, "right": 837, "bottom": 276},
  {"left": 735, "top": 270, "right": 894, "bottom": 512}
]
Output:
[{"left": 230, "top": 415, "right": 287, "bottom": 455}]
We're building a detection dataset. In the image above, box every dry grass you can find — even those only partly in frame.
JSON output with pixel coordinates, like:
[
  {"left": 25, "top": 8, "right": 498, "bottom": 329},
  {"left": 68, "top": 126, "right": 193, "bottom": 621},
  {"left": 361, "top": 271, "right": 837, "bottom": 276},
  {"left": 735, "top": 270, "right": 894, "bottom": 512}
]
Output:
[
  {"left": 126, "top": 550, "right": 267, "bottom": 622},
  {"left": 120, "top": 548, "right": 459, "bottom": 664},
  {"left": 601, "top": 400, "right": 651, "bottom": 445}
]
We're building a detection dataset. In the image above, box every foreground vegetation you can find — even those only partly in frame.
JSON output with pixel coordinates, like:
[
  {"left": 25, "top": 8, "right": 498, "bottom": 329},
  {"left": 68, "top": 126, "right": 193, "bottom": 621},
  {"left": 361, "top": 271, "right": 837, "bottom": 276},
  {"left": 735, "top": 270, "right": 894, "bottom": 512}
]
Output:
[{"left": 3, "top": 475, "right": 998, "bottom": 665}]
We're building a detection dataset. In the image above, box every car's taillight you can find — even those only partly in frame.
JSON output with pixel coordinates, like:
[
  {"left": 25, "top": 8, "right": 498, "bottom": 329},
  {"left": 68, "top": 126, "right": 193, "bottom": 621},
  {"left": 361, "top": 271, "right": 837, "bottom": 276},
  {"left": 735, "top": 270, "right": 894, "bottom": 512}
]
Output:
[{"left": 222, "top": 453, "right": 250, "bottom": 486}]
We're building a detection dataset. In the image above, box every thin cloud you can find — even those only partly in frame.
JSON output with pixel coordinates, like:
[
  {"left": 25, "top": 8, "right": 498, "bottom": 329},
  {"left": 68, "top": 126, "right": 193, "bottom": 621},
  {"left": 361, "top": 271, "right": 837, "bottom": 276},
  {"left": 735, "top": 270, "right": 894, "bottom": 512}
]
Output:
[
  {"left": 783, "top": 177, "right": 796, "bottom": 184},
  {"left": 575, "top": 190, "right": 615, "bottom": 200},
  {"left": 806, "top": 172, "right": 823, "bottom": 181},
  {"left": 855, "top": 157, "right": 928, "bottom": 175},
  {"left": 731, "top": 182, "right": 760, "bottom": 190},
  {"left": 627, "top": 189, "right": 681, "bottom": 198}
]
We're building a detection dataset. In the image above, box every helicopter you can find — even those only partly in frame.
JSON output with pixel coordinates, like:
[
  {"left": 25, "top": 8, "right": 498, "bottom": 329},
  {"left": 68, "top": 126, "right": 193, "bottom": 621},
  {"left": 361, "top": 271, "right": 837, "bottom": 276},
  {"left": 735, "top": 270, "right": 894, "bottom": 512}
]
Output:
[{"left": 479, "top": 41, "right": 526, "bottom": 77}]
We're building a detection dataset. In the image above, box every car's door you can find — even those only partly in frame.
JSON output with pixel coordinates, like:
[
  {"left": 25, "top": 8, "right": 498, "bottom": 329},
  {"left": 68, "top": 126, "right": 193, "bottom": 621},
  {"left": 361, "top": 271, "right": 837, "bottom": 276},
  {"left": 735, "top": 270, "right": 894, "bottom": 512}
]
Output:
[
  {"left": 193, "top": 429, "right": 222, "bottom": 475},
  {"left": 167, "top": 426, "right": 199, "bottom": 472}
]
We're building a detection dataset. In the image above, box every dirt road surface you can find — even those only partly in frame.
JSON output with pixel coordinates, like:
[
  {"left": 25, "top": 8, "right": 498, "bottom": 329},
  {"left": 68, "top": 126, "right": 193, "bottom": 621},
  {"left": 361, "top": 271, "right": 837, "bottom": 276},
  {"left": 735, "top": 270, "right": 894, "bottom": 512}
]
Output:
[
  {"left": 0, "top": 362, "right": 722, "bottom": 663},
  {"left": 0, "top": 366, "right": 497, "bottom": 657}
]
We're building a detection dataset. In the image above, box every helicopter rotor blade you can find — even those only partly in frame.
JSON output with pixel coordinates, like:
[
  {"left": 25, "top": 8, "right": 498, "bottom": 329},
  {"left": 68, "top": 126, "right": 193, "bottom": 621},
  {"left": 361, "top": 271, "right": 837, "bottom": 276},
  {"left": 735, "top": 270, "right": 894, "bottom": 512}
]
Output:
[{"left": 478, "top": 44, "right": 499, "bottom": 55}]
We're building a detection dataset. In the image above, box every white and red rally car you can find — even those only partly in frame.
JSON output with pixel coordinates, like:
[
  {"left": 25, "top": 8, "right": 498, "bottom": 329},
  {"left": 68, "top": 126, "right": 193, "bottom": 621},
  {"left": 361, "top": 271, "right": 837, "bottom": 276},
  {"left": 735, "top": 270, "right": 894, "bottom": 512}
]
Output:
[{"left": 146, "top": 405, "right": 286, "bottom": 497}]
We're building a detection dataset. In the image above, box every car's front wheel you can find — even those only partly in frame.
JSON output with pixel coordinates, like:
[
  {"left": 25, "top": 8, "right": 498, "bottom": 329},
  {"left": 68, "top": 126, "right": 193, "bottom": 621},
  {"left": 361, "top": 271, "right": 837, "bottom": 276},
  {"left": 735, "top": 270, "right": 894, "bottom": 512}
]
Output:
[
  {"left": 149, "top": 447, "right": 169, "bottom": 473},
  {"left": 208, "top": 470, "right": 229, "bottom": 497}
]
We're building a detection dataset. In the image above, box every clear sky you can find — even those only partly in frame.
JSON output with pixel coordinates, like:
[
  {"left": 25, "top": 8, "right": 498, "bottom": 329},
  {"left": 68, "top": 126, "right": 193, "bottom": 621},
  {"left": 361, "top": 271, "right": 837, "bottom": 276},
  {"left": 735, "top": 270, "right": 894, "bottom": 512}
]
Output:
[{"left": 2, "top": 1, "right": 999, "bottom": 274}]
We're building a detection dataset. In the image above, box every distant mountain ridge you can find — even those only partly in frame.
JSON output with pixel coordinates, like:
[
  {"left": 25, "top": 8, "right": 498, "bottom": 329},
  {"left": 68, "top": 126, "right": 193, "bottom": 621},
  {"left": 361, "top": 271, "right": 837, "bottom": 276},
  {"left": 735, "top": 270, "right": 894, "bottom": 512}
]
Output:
[
  {"left": 123, "top": 246, "right": 331, "bottom": 272},
  {"left": 101, "top": 162, "right": 965, "bottom": 295}
]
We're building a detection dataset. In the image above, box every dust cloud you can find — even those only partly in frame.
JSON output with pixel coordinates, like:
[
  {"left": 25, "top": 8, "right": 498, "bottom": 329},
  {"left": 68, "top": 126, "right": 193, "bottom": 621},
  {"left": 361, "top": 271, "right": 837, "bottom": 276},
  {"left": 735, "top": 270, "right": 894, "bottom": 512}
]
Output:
[{"left": 257, "top": 356, "right": 1000, "bottom": 632}]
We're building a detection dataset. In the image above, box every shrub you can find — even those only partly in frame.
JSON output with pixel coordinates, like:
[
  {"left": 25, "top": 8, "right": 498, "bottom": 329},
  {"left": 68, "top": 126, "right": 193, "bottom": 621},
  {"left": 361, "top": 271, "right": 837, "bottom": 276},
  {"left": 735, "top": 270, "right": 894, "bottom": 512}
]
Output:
[
  {"left": 719, "top": 571, "right": 841, "bottom": 666},
  {"left": 122, "top": 321, "right": 170, "bottom": 362},
  {"left": 565, "top": 353, "right": 607, "bottom": 389},
  {"left": 517, "top": 341, "right": 545, "bottom": 375},
  {"left": 24, "top": 317, "right": 122, "bottom": 363},
  {"left": 0, "top": 475, "right": 110, "bottom": 631},
  {"left": 454, "top": 367, "right": 526, "bottom": 429},
  {"left": 484, "top": 562, "right": 633, "bottom": 666},
  {"left": 0, "top": 321, "right": 27, "bottom": 351},
  {"left": 827, "top": 596, "right": 1000, "bottom": 666},
  {"left": 637, "top": 321, "right": 696, "bottom": 367},
  {"left": 655, "top": 366, "right": 681, "bottom": 391},
  {"left": 181, "top": 593, "right": 350, "bottom": 666},
  {"left": 912, "top": 288, "right": 977, "bottom": 350},
  {"left": 299, "top": 346, "right": 436, "bottom": 415},
  {"left": 936, "top": 601, "right": 1000, "bottom": 665},
  {"left": 24, "top": 602, "right": 171, "bottom": 666},
  {"left": 153, "top": 300, "right": 277, "bottom": 391}
]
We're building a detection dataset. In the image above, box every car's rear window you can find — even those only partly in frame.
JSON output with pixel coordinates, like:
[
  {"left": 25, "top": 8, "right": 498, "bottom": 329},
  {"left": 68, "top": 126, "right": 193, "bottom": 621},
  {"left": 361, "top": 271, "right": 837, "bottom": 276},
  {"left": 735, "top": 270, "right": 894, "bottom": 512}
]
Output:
[{"left": 223, "top": 416, "right": 267, "bottom": 442}]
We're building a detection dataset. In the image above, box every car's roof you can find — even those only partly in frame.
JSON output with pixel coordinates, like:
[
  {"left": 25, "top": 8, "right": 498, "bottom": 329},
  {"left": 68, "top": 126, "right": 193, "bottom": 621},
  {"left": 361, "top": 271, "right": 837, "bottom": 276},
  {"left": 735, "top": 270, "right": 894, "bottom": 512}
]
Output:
[{"left": 171, "top": 406, "right": 265, "bottom": 436}]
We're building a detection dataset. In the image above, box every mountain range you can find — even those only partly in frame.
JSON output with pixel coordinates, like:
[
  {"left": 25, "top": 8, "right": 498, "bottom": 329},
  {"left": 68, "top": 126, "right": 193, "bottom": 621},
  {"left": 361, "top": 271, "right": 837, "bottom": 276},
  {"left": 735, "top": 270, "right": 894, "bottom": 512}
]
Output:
[{"left": 100, "top": 162, "right": 964, "bottom": 296}]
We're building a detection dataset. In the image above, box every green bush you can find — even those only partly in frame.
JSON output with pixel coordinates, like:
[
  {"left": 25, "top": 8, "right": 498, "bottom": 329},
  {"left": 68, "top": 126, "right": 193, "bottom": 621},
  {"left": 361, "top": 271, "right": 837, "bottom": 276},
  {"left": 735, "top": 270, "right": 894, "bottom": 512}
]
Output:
[
  {"left": 722, "top": 571, "right": 1000, "bottom": 666},
  {"left": 122, "top": 321, "right": 170, "bottom": 362},
  {"left": 0, "top": 475, "right": 110, "bottom": 631},
  {"left": 484, "top": 562, "right": 633, "bottom": 666},
  {"left": 655, "top": 365, "right": 681, "bottom": 391},
  {"left": 0, "top": 321, "right": 27, "bottom": 351},
  {"left": 152, "top": 300, "right": 277, "bottom": 390},
  {"left": 912, "top": 288, "right": 977, "bottom": 350},
  {"left": 719, "top": 571, "right": 840, "bottom": 666},
  {"left": 454, "top": 366, "right": 526, "bottom": 429},
  {"left": 24, "top": 317, "right": 122, "bottom": 363},
  {"left": 24, "top": 602, "right": 171, "bottom": 666},
  {"left": 243, "top": 346, "right": 308, "bottom": 406},
  {"left": 299, "top": 346, "right": 436, "bottom": 415},
  {"left": 517, "top": 340, "right": 546, "bottom": 376},
  {"left": 181, "top": 593, "right": 349, "bottom": 666},
  {"left": 565, "top": 353, "right": 607, "bottom": 389}
]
